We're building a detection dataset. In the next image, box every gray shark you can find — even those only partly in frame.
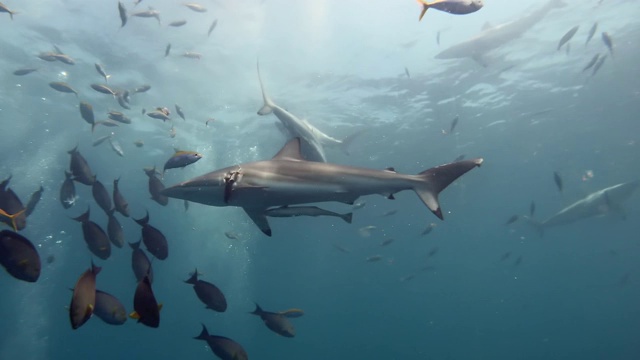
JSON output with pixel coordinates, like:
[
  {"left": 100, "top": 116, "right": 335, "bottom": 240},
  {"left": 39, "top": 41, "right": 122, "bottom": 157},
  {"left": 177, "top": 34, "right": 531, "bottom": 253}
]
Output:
[
  {"left": 257, "top": 62, "right": 363, "bottom": 162},
  {"left": 526, "top": 181, "right": 640, "bottom": 234},
  {"left": 435, "top": 0, "right": 565, "bottom": 66},
  {"left": 162, "top": 138, "right": 483, "bottom": 236}
]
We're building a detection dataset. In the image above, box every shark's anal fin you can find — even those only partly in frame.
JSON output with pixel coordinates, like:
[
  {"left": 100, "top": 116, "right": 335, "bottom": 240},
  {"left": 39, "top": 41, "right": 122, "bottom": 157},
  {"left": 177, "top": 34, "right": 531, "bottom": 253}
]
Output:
[{"left": 243, "top": 208, "right": 272, "bottom": 237}]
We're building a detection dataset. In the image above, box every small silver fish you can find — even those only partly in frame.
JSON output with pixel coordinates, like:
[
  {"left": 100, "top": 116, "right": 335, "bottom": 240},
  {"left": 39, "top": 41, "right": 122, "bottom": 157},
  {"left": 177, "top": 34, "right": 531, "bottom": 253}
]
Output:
[
  {"left": 95, "top": 63, "right": 111, "bottom": 83},
  {"left": 108, "top": 138, "right": 124, "bottom": 157}
]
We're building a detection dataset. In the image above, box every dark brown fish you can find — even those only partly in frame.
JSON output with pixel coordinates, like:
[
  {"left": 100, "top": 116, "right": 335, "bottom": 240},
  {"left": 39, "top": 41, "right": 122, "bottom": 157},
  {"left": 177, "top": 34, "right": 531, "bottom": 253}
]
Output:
[
  {"left": 0, "top": 230, "right": 41, "bottom": 282},
  {"left": 69, "top": 261, "right": 101, "bottom": 329},
  {"left": 95, "top": 63, "right": 111, "bottom": 83},
  {"left": 60, "top": 171, "right": 76, "bottom": 209},
  {"left": 184, "top": 269, "right": 227, "bottom": 312},
  {"left": 13, "top": 68, "right": 37, "bottom": 76},
  {"left": 79, "top": 101, "right": 96, "bottom": 131},
  {"left": 194, "top": 324, "right": 249, "bottom": 360},
  {"left": 553, "top": 171, "right": 563, "bottom": 193},
  {"left": 184, "top": 3, "right": 207, "bottom": 12},
  {"left": 92, "top": 180, "right": 112, "bottom": 214},
  {"left": 112, "top": 178, "right": 129, "bottom": 217},
  {"left": 130, "top": 274, "right": 161, "bottom": 328},
  {"left": 505, "top": 215, "right": 519, "bottom": 225},
  {"left": 90, "top": 84, "right": 116, "bottom": 96},
  {"left": 68, "top": 146, "right": 96, "bottom": 186},
  {"left": 106, "top": 209, "right": 124, "bottom": 248},
  {"left": 25, "top": 185, "right": 43, "bottom": 217},
  {"left": 94, "top": 289, "right": 127, "bottom": 325},
  {"left": 129, "top": 240, "right": 153, "bottom": 283},
  {"left": 250, "top": 303, "right": 295, "bottom": 337},
  {"left": 49, "top": 82, "right": 78, "bottom": 97},
  {"left": 133, "top": 84, "right": 151, "bottom": 93},
  {"left": 72, "top": 208, "right": 111, "bottom": 260},
  {"left": 118, "top": 1, "right": 127, "bottom": 28},
  {"left": 144, "top": 167, "right": 168, "bottom": 206},
  {"left": 146, "top": 110, "right": 170, "bottom": 122},
  {"left": 51, "top": 53, "right": 75, "bottom": 65},
  {"left": 601, "top": 32, "right": 614, "bottom": 56},
  {"left": 557, "top": 25, "right": 579, "bottom": 51},
  {"left": 134, "top": 211, "right": 168, "bottom": 260},
  {"left": 175, "top": 104, "right": 185, "bottom": 120},
  {"left": 108, "top": 111, "right": 131, "bottom": 124},
  {"left": 0, "top": 176, "right": 27, "bottom": 231},
  {"left": 168, "top": 19, "right": 187, "bottom": 27},
  {"left": 207, "top": 19, "right": 218, "bottom": 37}
]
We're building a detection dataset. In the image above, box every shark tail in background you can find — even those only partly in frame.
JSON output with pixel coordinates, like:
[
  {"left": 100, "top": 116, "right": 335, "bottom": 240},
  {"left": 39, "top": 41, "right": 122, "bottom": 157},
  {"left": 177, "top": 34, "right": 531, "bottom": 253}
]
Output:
[
  {"left": 339, "top": 129, "right": 367, "bottom": 156},
  {"left": 256, "top": 60, "right": 274, "bottom": 116},
  {"left": 414, "top": 158, "right": 483, "bottom": 219}
]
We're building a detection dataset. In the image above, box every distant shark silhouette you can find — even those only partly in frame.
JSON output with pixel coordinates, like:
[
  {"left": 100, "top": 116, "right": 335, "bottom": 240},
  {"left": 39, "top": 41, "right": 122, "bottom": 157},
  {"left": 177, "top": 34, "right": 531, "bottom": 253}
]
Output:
[
  {"left": 435, "top": 0, "right": 565, "bottom": 66},
  {"left": 525, "top": 181, "right": 640, "bottom": 235}
]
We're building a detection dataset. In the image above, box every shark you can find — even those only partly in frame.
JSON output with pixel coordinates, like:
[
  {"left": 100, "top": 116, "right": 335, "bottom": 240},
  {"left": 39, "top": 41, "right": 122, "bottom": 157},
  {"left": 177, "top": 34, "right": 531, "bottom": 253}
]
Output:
[
  {"left": 256, "top": 62, "right": 363, "bottom": 162},
  {"left": 435, "top": 0, "right": 565, "bottom": 66},
  {"left": 162, "top": 138, "right": 483, "bottom": 236},
  {"left": 525, "top": 181, "right": 640, "bottom": 234}
]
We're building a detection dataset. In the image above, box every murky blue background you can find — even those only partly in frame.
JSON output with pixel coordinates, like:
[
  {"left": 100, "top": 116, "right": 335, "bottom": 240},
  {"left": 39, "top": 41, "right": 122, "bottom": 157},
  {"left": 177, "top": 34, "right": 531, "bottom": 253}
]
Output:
[{"left": 1, "top": 0, "right": 639, "bottom": 359}]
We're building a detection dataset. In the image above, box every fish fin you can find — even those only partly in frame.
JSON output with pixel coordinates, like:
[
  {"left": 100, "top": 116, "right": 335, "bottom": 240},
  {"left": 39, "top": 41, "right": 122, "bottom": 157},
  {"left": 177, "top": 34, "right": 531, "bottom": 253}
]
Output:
[
  {"left": 250, "top": 303, "right": 263, "bottom": 315},
  {"left": 387, "top": 194, "right": 395, "bottom": 200},
  {"left": 184, "top": 269, "right": 198, "bottom": 284},
  {"left": 129, "top": 311, "right": 140, "bottom": 319},
  {"left": 414, "top": 158, "right": 483, "bottom": 219},
  {"left": 0, "top": 208, "right": 26, "bottom": 231},
  {"left": 134, "top": 210, "right": 149, "bottom": 226},
  {"left": 194, "top": 323, "right": 210, "bottom": 340},
  {"left": 271, "top": 138, "right": 304, "bottom": 161},
  {"left": 341, "top": 213, "right": 353, "bottom": 224},
  {"left": 243, "top": 208, "right": 272, "bottom": 236},
  {"left": 86, "top": 304, "right": 94, "bottom": 318},
  {"left": 339, "top": 129, "right": 366, "bottom": 155},
  {"left": 418, "top": 2, "right": 429, "bottom": 21},
  {"left": 256, "top": 59, "right": 275, "bottom": 115}
]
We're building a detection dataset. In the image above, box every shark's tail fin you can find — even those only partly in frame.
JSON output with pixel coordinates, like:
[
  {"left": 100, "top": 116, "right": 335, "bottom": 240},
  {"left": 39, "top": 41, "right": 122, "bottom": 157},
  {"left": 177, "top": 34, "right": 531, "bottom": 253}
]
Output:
[
  {"left": 256, "top": 60, "right": 274, "bottom": 116},
  {"left": 414, "top": 158, "right": 483, "bottom": 219},
  {"left": 339, "top": 129, "right": 367, "bottom": 156}
]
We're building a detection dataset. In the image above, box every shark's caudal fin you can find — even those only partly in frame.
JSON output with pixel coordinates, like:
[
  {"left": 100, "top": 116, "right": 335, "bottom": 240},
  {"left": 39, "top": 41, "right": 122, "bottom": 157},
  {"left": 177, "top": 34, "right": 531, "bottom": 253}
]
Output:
[
  {"left": 256, "top": 60, "right": 274, "bottom": 116},
  {"left": 414, "top": 158, "right": 483, "bottom": 219},
  {"left": 339, "top": 129, "right": 366, "bottom": 156}
]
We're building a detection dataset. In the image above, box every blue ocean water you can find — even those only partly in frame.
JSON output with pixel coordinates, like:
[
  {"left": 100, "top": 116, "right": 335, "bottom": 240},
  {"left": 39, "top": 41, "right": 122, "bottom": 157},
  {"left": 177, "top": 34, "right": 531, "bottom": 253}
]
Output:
[{"left": 1, "top": 0, "right": 639, "bottom": 359}]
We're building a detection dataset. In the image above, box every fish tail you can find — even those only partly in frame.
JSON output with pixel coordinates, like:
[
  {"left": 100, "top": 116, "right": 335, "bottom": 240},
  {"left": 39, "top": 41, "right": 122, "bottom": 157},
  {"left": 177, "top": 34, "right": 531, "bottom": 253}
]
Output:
[
  {"left": 67, "top": 144, "right": 79, "bottom": 155},
  {"left": 341, "top": 212, "right": 353, "bottom": 224},
  {"left": 339, "top": 129, "right": 366, "bottom": 155},
  {"left": 128, "top": 239, "right": 142, "bottom": 250},
  {"left": 133, "top": 210, "right": 149, "bottom": 226},
  {"left": 250, "top": 303, "right": 263, "bottom": 315},
  {"left": 105, "top": 75, "right": 111, "bottom": 83},
  {"left": 184, "top": 269, "right": 198, "bottom": 284},
  {"left": 417, "top": 1, "right": 429, "bottom": 21},
  {"left": 194, "top": 323, "right": 210, "bottom": 340},
  {"left": 0, "top": 208, "right": 26, "bottom": 231},
  {"left": 256, "top": 59, "right": 274, "bottom": 116},
  {"left": 65, "top": 170, "right": 73, "bottom": 179},
  {"left": 91, "top": 260, "right": 102, "bottom": 275},
  {"left": 71, "top": 207, "right": 90, "bottom": 223},
  {"left": 413, "top": 158, "right": 483, "bottom": 219}
]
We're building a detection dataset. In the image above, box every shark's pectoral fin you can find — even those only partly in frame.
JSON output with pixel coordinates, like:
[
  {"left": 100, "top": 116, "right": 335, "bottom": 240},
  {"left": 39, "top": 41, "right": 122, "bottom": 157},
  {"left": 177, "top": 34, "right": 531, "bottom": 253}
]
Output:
[{"left": 243, "top": 208, "right": 272, "bottom": 236}]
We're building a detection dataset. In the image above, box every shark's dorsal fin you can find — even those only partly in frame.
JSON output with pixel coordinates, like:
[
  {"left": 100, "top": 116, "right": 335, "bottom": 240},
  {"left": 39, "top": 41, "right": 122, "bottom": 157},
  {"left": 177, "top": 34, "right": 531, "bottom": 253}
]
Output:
[
  {"left": 243, "top": 208, "right": 272, "bottom": 236},
  {"left": 481, "top": 22, "right": 494, "bottom": 31},
  {"left": 272, "top": 138, "right": 304, "bottom": 161}
]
